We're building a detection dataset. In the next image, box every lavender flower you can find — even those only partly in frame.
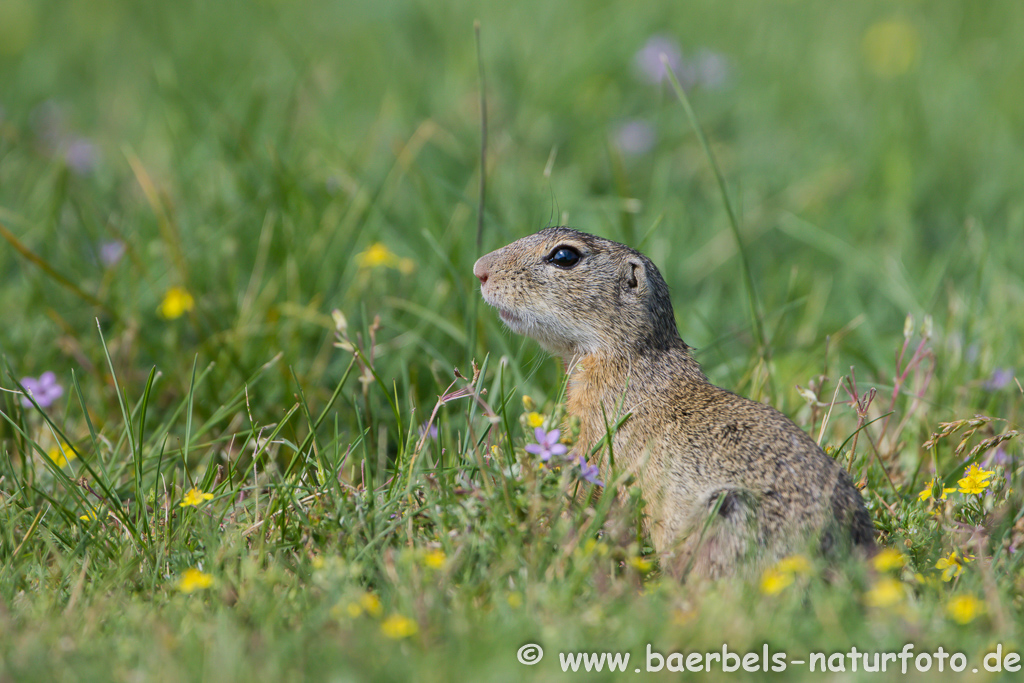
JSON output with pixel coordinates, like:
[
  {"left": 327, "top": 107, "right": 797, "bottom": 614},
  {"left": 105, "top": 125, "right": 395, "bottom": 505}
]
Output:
[
  {"left": 525, "top": 427, "right": 567, "bottom": 463},
  {"left": 29, "top": 102, "right": 99, "bottom": 174},
  {"left": 633, "top": 37, "right": 731, "bottom": 91},
  {"left": 634, "top": 35, "right": 684, "bottom": 84},
  {"left": 99, "top": 240, "right": 126, "bottom": 268},
  {"left": 576, "top": 456, "right": 604, "bottom": 487},
  {"left": 20, "top": 371, "right": 63, "bottom": 408},
  {"left": 693, "top": 49, "right": 731, "bottom": 89},
  {"left": 614, "top": 119, "right": 655, "bottom": 156},
  {"left": 418, "top": 422, "right": 439, "bottom": 440},
  {"left": 65, "top": 138, "right": 98, "bottom": 175},
  {"left": 984, "top": 446, "right": 1016, "bottom": 485},
  {"left": 983, "top": 368, "right": 1014, "bottom": 391},
  {"left": 986, "top": 446, "right": 1012, "bottom": 468}
]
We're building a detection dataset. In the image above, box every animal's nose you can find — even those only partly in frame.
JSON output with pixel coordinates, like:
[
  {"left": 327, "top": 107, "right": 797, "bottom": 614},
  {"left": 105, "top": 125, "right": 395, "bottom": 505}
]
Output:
[{"left": 473, "top": 256, "right": 490, "bottom": 284}]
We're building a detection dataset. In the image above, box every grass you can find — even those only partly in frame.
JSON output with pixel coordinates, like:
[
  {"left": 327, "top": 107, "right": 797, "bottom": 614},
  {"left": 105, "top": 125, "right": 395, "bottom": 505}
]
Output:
[{"left": 1, "top": 0, "right": 1023, "bottom": 680}]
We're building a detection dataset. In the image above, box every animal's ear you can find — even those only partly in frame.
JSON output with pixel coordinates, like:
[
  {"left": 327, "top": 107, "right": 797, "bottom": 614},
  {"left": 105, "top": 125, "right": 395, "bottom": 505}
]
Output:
[{"left": 621, "top": 259, "right": 645, "bottom": 296}]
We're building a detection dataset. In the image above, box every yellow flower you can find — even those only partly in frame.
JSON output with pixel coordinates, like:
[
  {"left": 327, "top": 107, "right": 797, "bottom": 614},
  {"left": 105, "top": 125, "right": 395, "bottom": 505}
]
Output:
[
  {"left": 760, "top": 567, "right": 794, "bottom": 595},
  {"left": 918, "top": 480, "right": 955, "bottom": 501},
  {"left": 329, "top": 601, "right": 353, "bottom": 620},
  {"left": 179, "top": 488, "right": 214, "bottom": 507},
  {"left": 862, "top": 18, "right": 920, "bottom": 78},
  {"left": 357, "top": 243, "right": 399, "bottom": 269},
  {"left": 79, "top": 508, "right": 100, "bottom": 522},
  {"left": 935, "top": 551, "right": 972, "bottom": 581},
  {"left": 672, "top": 607, "right": 697, "bottom": 626},
  {"left": 946, "top": 594, "right": 985, "bottom": 624},
  {"left": 760, "top": 554, "right": 812, "bottom": 595},
  {"left": 872, "top": 548, "right": 906, "bottom": 572},
  {"left": 422, "top": 549, "right": 446, "bottom": 569},
  {"left": 158, "top": 286, "right": 195, "bottom": 319},
  {"left": 507, "top": 591, "right": 523, "bottom": 608},
  {"left": 47, "top": 442, "right": 77, "bottom": 468},
  {"left": 177, "top": 568, "right": 214, "bottom": 593},
  {"left": 865, "top": 577, "right": 905, "bottom": 608},
  {"left": 912, "top": 572, "right": 941, "bottom": 589},
  {"left": 342, "top": 594, "right": 375, "bottom": 619},
  {"left": 380, "top": 614, "right": 418, "bottom": 639},
  {"left": 580, "top": 539, "right": 609, "bottom": 557},
  {"left": 359, "top": 592, "right": 382, "bottom": 617},
  {"left": 526, "top": 412, "right": 544, "bottom": 429},
  {"left": 957, "top": 463, "right": 994, "bottom": 495},
  {"left": 628, "top": 556, "right": 653, "bottom": 572},
  {"left": 775, "top": 554, "right": 811, "bottom": 576},
  {"left": 522, "top": 395, "right": 536, "bottom": 411}
]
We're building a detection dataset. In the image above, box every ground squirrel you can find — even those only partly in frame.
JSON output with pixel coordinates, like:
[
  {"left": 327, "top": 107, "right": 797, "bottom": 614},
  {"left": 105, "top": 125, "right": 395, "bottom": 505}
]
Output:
[{"left": 473, "top": 227, "right": 875, "bottom": 578}]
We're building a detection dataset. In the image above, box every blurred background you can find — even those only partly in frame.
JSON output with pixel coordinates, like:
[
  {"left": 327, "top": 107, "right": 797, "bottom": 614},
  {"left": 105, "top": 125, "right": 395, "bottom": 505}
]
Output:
[{"left": 1, "top": 0, "right": 1021, "bottom": 428}]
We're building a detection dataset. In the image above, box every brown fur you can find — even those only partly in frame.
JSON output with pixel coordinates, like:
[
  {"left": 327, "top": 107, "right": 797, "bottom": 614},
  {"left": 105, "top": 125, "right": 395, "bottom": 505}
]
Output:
[{"left": 474, "top": 227, "right": 875, "bottom": 579}]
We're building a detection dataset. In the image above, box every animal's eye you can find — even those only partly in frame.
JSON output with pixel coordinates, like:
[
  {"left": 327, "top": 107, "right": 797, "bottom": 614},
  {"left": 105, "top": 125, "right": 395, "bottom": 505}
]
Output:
[{"left": 547, "top": 246, "right": 582, "bottom": 269}]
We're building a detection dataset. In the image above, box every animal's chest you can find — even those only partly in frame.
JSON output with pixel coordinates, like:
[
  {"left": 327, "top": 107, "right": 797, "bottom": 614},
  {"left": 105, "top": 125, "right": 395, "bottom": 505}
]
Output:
[{"left": 566, "top": 365, "right": 639, "bottom": 464}]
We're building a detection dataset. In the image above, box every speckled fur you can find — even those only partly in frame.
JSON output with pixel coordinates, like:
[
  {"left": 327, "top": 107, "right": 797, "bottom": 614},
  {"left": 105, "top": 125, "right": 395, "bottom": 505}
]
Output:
[{"left": 474, "top": 227, "right": 875, "bottom": 579}]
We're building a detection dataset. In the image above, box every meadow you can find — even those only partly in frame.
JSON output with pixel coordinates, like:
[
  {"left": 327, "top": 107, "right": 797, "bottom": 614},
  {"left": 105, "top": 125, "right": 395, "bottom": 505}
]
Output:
[{"left": 1, "top": 0, "right": 1023, "bottom": 680}]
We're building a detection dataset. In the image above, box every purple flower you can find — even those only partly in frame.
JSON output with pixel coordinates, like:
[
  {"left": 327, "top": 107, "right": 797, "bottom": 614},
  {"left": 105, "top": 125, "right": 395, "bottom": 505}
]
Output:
[
  {"left": 983, "top": 368, "right": 1014, "bottom": 391},
  {"left": 65, "top": 137, "right": 98, "bottom": 175},
  {"left": 28, "top": 102, "right": 100, "bottom": 174},
  {"left": 633, "top": 38, "right": 731, "bottom": 91},
  {"left": 694, "top": 49, "right": 731, "bottom": 90},
  {"left": 634, "top": 35, "right": 684, "bottom": 84},
  {"left": 99, "top": 240, "right": 126, "bottom": 268},
  {"left": 984, "top": 446, "right": 1016, "bottom": 485},
  {"left": 20, "top": 371, "right": 64, "bottom": 408},
  {"left": 525, "top": 427, "right": 568, "bottom": 463},
  {"left": 418, "top": 422, "right": 439, "bottom": 440},
  {"left": 576, "top": 456, "right": 604, "bottom": 487},
  {"left": 986, "top": 446, "right": 1011, "bottom": 468},
  {"left": 614, "top": 119, "right": 655, "bottom": 156}
]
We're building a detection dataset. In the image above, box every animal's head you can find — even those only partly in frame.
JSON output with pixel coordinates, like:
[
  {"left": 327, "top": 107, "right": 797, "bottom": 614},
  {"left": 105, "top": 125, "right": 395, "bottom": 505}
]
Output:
[{"left": 473, "top": 227, "right": 679, "bottom": 358}]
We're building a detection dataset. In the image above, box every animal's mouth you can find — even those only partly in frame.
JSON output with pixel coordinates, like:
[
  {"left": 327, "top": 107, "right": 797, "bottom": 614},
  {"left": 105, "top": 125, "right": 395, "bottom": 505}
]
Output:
[
  {"left": 498, "top": 308, "right": 522, "bottom": 326},
  {"left": 490, "top": 303, "right": 527, "bottom": 331},
  {"left": 479, "top": 289, "right": 513, "bottom": 321},
  {"left": 479, "top": 287, "right": 527, "bottom": 330}
]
